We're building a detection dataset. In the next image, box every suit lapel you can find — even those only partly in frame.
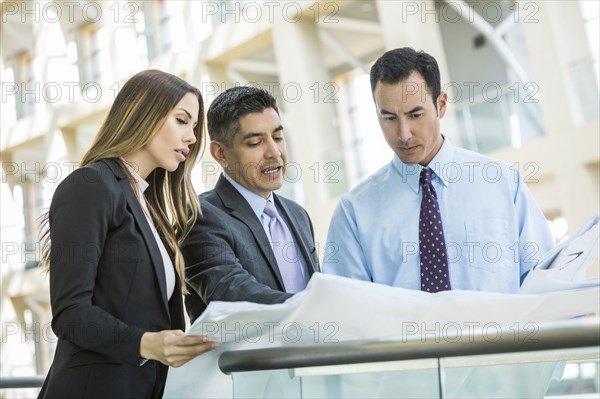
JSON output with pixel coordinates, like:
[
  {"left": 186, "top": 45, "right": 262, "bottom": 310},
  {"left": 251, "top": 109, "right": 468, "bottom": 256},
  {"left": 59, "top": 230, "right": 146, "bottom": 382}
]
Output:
[
  {"left": 214, "top": 176, "right": 286, "bottom": 288},
  {"left": 102, "top": 159, "right": 169, "bottom": 315},
  {"left": 275, "top": 195, "right": 318, "bottom": 275}
]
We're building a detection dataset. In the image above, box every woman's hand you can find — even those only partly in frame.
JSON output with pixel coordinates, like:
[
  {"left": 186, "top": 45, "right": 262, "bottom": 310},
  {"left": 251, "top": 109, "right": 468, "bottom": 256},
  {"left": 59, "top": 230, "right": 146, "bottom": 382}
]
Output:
[{"left": 140, "top": 330, "right": 219, "bottom": 368}]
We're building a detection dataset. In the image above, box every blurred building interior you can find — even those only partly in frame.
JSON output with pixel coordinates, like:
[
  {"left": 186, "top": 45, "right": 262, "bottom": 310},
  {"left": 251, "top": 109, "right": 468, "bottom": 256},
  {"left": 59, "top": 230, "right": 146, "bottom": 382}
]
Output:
[{"left": 1, "top": 0, "right": 599, "bottom": 395}]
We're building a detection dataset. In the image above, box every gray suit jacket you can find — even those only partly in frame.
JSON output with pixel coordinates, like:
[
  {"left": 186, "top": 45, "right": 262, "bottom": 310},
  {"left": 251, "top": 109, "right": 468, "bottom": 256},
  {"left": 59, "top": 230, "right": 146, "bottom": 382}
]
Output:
[{"left": 183, "top": 175, "right": 320, "bottom": 322}]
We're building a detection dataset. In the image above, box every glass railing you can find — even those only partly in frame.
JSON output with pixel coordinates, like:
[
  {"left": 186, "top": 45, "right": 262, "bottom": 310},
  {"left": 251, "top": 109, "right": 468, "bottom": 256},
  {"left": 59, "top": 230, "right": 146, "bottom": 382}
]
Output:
[{"left": 219, "top": 317, "right": 600, "bottom": 398}]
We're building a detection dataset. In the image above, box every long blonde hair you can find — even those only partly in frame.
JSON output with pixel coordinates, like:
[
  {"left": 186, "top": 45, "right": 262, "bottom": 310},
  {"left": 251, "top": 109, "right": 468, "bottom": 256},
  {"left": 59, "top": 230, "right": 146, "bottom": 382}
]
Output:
[{"left": 42, "top": 70, "right": 204, "bottom": 293}]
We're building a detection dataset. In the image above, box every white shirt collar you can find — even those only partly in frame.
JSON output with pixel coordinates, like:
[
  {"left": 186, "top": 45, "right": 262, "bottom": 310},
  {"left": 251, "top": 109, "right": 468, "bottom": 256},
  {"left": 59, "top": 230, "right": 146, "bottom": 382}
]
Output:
[
  {"left": 391, "top": 136, "right": 454, "bottom": 193},
  {"left": 119, "top": 158, "right": 149, "bottom": 193}
]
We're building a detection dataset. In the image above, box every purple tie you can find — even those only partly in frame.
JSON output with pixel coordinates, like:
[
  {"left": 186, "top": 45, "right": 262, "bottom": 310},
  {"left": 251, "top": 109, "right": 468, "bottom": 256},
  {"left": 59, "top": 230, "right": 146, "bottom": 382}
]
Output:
[
  {"left": 419, "top": 168, "right": 451, "bottom": 292},
  {"left": 263, "top": 201, "right": 306, "bottom": 293}
]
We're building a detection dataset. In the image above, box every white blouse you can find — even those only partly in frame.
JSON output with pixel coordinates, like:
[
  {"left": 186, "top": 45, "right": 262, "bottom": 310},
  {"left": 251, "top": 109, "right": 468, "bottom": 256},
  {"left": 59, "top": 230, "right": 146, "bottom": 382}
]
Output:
[{"left": 120, "top": 159, "right": 175, "bottom": 300}]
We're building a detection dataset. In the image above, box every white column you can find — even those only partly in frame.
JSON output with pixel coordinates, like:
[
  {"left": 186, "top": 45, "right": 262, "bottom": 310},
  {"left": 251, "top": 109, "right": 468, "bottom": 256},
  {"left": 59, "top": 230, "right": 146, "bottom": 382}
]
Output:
[{"left": 272, "top": 16, "right": 344, "bottom": 244}]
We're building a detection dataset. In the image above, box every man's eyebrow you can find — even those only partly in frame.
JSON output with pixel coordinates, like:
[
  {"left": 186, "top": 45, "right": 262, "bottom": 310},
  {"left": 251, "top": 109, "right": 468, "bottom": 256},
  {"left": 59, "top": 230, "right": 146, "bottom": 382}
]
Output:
[
  {"left": 379, "top": 108, "right": 395, "bottom": 115},
  {"left": 241, "top": 126, "right": 283, "bottom": 139},
  {"left": 241, "top": 132, "right": 264, "bottom": 140},
  {"left": 404, "top": 106, "right": 424, "bottom": 115}
]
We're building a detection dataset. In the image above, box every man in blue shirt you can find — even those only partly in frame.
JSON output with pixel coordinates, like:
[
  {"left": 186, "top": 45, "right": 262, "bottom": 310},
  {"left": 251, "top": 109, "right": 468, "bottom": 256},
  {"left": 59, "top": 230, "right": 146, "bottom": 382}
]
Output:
[{"left": 323, "top": 48, "right": 554, "bottom": 293}]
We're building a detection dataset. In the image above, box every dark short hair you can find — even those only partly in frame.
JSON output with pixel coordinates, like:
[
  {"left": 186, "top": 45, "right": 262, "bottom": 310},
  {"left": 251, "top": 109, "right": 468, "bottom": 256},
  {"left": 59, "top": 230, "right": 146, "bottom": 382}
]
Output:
[
  {"left": 370, "top": 47, "right": 441, "bottom": 107},
  {"left": 207, "top": 86, "right": 279, "bottom": 146}
]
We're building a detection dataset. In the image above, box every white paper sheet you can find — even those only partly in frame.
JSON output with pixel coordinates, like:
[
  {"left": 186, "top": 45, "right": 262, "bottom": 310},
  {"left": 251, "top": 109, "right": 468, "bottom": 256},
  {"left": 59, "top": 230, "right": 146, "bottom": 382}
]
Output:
[
  {"left": 164, "top": 273, "right": 600, "bottom": 398},
  {"left": 520, "top": 214, "right": 600, "bottom": 293}
]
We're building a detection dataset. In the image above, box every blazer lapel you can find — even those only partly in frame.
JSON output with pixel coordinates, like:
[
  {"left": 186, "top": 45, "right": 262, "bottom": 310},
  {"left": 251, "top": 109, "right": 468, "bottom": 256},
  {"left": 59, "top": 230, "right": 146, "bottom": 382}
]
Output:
[
  {"left": 275, "top": 195, "right": 318, "bottom": 275},
  {"left": 103, "top": 159, "right": 169, "bottom": 315},
  {"left": 214, "top": 176, "right": 286, "bottom": 289}
]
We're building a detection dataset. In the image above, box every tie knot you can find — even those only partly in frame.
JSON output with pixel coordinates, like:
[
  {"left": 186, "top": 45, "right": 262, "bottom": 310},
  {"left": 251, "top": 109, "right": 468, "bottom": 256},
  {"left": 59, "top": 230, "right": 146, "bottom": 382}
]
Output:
[
  {"left": 263, "top": 200, "right": 278, "bottom": 219},
  {"left": 420, "top": 168, "right": 433, "bottom": 185}
]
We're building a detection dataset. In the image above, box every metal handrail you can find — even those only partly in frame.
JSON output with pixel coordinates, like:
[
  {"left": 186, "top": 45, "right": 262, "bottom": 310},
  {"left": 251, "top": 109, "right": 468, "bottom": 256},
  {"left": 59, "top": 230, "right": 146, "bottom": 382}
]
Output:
[
  {"left": 218, "top": 317, "right": 600, "bottom": 374},
  {"left": 0, "top": 375, "right": 45, "bottom": 389}
]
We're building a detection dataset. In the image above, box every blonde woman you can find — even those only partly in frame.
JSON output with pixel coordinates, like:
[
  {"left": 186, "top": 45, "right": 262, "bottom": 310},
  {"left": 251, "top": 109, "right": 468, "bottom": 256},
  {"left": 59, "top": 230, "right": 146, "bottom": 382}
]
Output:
[{"left": 39, "top": 70, "right": 217, "bottom": 399}]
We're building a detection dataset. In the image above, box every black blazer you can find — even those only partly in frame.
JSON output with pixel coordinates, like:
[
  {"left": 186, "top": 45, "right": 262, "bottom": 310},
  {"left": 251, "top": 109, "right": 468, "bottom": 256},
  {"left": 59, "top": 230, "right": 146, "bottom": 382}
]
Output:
[
  {"left": 183, "top": 175, "right": 320, "bottom": 322},
  {"left": 39, "top": 159, "right": 184, "bottom": 399}
]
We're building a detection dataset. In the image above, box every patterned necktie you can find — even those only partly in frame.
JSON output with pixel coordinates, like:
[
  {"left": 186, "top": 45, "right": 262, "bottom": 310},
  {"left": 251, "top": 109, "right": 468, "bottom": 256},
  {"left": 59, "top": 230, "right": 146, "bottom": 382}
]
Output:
[
  {"left": 263, "top": 200, "right": 306, "bottom": 293},
  {"left": 419, "top": 168, "right": 451, "bottom": 292}
]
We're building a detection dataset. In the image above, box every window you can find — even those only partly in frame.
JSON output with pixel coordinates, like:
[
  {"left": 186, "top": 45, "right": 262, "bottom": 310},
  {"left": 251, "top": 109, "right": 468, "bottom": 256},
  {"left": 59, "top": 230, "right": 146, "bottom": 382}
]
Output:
[
  {"left": 334, "top": 70, "right": 388, "bottom": 189},
  {"left": 1, "top": 65, "right": 18, "bottom": 127},
  {"left": 572, "top": 0, "right": 600, "bottom": 123},
  {"left": 140, "top": 0, "right": 175, "bottom": 60},
  {"left": 14, "top": 53, "right": 36, "bottom": 119},
  {"left": 580, "top": 0, "right": 599, "bottom": 84},
  {"left": 76, "top": 24, "right": 109, "bottom": 86}
]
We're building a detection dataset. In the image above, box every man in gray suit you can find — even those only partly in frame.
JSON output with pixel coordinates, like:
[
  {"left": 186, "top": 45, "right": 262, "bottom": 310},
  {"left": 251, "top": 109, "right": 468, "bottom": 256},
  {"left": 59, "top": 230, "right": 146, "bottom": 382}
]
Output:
[{"left": 183, "top": 86, "right": 320, "bottom": 323}]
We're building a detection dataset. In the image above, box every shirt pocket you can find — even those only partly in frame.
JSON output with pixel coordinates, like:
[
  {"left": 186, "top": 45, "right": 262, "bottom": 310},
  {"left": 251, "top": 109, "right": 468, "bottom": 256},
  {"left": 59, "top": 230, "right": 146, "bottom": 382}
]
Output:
[{"left": 465, "top": 218, "right": 512, "bottom": 273}]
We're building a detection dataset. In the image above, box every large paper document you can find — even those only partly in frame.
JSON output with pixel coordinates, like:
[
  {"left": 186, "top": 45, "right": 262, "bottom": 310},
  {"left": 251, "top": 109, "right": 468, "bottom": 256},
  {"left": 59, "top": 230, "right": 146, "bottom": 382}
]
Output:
[
  {"left": 164, "top": 273, "right": 600, "bottom": 398},
  {"left": 520, "top": 214, "right": 600, "bottom": 293}
]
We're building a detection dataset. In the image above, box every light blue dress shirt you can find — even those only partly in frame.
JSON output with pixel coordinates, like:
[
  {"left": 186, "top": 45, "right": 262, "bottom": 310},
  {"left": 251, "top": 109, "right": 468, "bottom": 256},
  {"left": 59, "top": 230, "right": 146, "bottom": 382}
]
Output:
[
  {"left": 222, "top": 173, "right": 308, "bottom": 282},
  {"left": 322, "top": 139, "right": 554, "bottom": 293}
]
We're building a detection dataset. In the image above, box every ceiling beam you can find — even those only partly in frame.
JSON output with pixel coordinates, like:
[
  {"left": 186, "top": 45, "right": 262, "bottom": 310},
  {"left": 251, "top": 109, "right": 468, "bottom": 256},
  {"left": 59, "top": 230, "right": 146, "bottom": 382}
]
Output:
[
  {"left": 318, "top": 17, "right": 380, "bottom": 35},
  {"left": 227, "top": 59, "right": 278, "bottom": 76}
]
